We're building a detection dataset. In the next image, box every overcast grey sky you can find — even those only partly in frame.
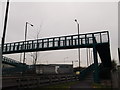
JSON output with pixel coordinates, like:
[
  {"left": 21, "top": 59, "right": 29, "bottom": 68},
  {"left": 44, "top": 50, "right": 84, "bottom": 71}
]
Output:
[{"left": 1, "top": 1, "right": 118, "bottom": 67}]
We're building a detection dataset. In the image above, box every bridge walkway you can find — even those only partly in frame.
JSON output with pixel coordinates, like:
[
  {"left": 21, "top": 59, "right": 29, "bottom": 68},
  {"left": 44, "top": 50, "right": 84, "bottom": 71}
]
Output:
[{"left": 3, "top": 31, "right": 109, "bottom": 54}]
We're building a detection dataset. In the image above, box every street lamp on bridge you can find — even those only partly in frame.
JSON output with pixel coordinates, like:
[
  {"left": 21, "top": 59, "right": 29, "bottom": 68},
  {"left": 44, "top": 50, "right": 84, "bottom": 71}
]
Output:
[
  {"left": 75, "top": 19, "right": 81, "bottom": 70},
  {"left": 23, "top": 22, "right": 34, "bottom": 63}
]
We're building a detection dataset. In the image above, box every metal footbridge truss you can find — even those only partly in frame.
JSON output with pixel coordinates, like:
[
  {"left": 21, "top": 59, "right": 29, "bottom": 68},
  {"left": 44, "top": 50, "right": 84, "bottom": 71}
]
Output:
[
  {"left": 3, "top": 31, "right": 109, "bottom": 53},
  {"left": 2, "top": 31, "right": 112, "bottom": 83}
]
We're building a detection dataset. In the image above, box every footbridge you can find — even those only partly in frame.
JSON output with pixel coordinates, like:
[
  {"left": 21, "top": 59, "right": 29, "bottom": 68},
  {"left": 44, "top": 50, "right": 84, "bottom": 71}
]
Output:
[
  {"left": 2, "top": 31, "right": 112, "bottom": 83},
  {"left": 2, "top": 56, "right": 27, "bottom": 74},
  {"left": 2, "top": 56, "right": 26, "bottom": 67}
]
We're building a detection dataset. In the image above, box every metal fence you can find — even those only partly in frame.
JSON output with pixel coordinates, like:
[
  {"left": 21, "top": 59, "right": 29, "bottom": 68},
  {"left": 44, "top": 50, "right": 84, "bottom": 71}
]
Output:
[{"left": 2, "top": 74, "right": 79, "bottom": 89}]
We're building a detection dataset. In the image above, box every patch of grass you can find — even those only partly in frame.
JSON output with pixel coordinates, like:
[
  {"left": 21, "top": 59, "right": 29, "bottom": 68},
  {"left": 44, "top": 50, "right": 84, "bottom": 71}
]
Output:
[
  {"left": 92, "top": 83, "right": 111, "bottom": 88},
  {"left": 39, "top": 81, "right": 79, "bottom": 89}
]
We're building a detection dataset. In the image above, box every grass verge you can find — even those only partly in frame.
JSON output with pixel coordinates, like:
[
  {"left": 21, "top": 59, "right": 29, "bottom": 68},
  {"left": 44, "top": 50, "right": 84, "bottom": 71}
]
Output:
[
  {"left": 34, "top": 81, "right": 79, "bottom": 90},
  {"left": 92, "top": 83, "right": 111, "bottom": 88}
]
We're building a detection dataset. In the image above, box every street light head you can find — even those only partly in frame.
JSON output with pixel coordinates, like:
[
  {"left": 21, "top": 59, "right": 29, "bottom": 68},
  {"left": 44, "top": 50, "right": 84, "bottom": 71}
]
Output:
[
  {"left": 30, "top": 24, "right": 33, "bottom": 27},
  {"left": 26, "top": 22, "right": 34, "bottom": 27},
  {"left": 75, "top": 19, "right": 77, "bottom": 22}
]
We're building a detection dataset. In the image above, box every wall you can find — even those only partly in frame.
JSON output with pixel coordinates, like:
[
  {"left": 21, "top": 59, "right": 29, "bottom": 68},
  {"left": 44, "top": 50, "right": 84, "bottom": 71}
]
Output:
[{"left": 35, "top": 64, "right": 73, "bottom": 74}]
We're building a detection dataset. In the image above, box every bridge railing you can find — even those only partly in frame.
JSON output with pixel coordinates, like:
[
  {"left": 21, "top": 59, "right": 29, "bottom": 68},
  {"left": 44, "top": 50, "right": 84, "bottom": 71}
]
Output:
[
  {"left": 3, "top": 31, "right": 109, "bottom": 54},
  {"left": 3, "top": 56, "right": 21, "bottom": 64}
]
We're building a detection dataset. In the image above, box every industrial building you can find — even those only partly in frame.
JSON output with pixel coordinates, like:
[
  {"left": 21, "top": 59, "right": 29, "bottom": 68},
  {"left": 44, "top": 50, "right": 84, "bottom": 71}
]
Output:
[{"left": 29, "top": 64, "right": 73, "bottom": 75}]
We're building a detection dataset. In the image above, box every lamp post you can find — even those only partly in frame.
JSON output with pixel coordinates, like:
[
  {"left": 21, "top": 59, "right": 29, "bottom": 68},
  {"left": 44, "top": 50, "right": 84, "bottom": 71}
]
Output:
[
  {"left": 86, "top": 48, "right": 89, "bottom": 66},
  {"left": 1, "top": 1, "right": 9, "bottom": 84},
  {"left": 1, "top": 0, "right": 9, "bottom": 53},
  {"left": 23, "top": 22, "right": 33, "bottom": 63},
  {"left": 90, "top": 49, "right": 93, "bottom": 64},
  {"left": 75, "top": 19, "right": 81, "bottom": 70}
]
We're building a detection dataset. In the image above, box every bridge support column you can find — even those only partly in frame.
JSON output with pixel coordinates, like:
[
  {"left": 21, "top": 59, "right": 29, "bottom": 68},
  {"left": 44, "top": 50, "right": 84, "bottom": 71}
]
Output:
[{"left": 93, "top": 45, "right": 100, "bottom": 83}]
